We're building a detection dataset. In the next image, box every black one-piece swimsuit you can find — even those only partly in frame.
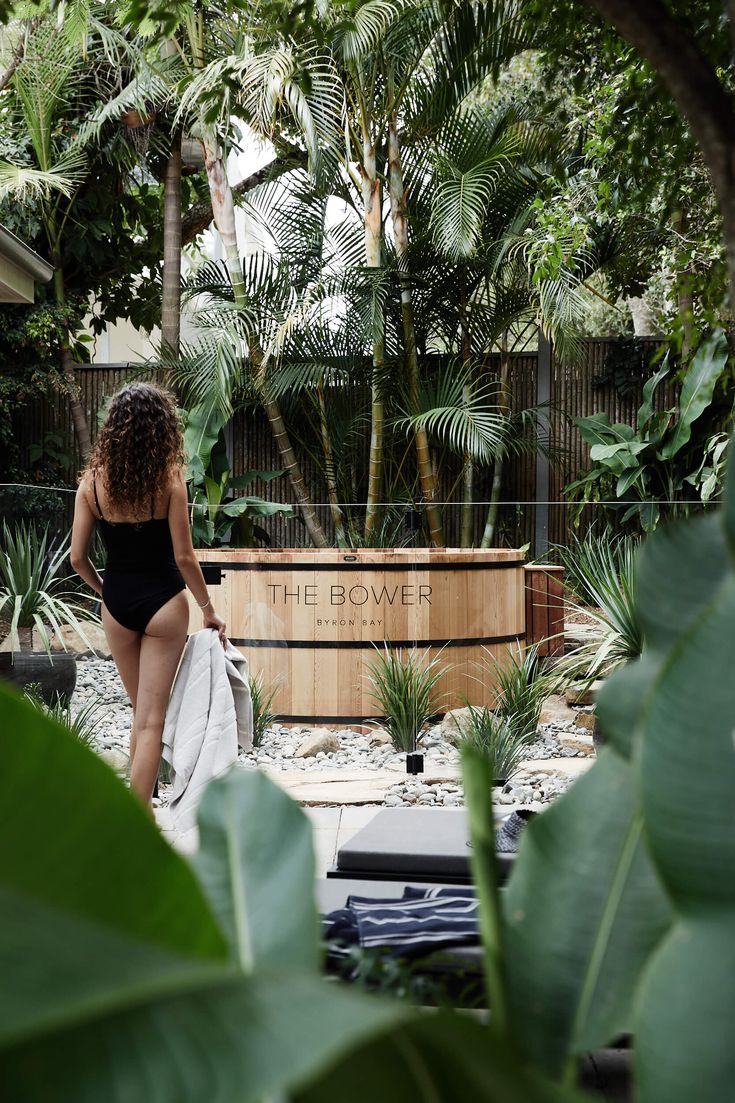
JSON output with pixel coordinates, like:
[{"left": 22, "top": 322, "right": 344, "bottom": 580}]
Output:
[{"left": 93, "top": 479, "right": 185, "bottom": 634}]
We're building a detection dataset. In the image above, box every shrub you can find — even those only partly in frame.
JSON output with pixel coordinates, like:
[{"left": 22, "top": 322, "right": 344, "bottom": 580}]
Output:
[
  {"left": 366, "top": 645, "right": 446, "bottom": 753},
  {"left": 485, "top": 643, "right": 557, "bottom": 743},
  {"left": 554, "top": 529, "right": 643, "bottom": 679},
  {"left": 23, "top": 684, "right": 104, "bottom": 747},
  {"left": 450, "top": 705, "right": 527, "bottom": 783},
  {"left": 248, "top": 670, "right": 279, "bottom": 748}
]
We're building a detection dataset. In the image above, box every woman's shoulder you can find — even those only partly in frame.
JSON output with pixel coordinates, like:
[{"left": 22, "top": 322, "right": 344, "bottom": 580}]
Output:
[
  {"left": 77, "top": 468, "right": 95, "bottom": 496},
  {"left": 166, "top": 465, "right": 188, "bottom": 497}
]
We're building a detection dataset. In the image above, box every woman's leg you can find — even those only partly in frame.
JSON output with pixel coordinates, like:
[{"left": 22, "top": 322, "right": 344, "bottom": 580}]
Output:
[
  {"left": 129, "top": 591, "right": 189, "bottom": 804},
  {"left": 101, "top": 604, "right": 141, "bottom": 758}
]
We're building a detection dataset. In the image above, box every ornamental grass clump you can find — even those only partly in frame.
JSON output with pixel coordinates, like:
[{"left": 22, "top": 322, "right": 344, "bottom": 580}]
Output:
[
  {"left": 248, "top": 671, "right": 278, "bottom": 748},
  {"left": 23, "top": 685, "right": 104, "bottom": 748},
  {"left": 450, "top": 705, "right": 528, "bottom": 784},
  {"left": 0, "top": 521, "right": 99, "bottom": 654},
  {"left": 366, "top": 645, "right": 446, "bottom": 753},
  {"left": 486, "top": 643, "right": 558, "bottom": 743}
]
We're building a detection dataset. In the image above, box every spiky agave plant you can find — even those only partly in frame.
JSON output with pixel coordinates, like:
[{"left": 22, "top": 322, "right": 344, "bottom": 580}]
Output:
[
  {"left": 554, "top": 529, "right": 643, "bottom": 678},
  {"left": 0, "top": 522, "right": 99, "bottom": 654}
]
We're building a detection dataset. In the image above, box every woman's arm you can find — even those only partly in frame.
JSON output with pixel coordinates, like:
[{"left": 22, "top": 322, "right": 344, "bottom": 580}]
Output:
[
  {"left": 168, "top": 468, "right": 226, "bottom": 641},
  {"left": 70, "top": 478, "right": 104, "bottom": 597}
]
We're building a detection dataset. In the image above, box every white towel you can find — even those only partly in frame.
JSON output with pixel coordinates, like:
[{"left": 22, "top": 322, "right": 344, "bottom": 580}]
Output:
[{"left": 162, "top": 629, "right": 253, "bottom": 838}]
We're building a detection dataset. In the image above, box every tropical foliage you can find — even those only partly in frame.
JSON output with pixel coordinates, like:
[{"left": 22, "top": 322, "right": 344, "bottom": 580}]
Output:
[
  {"left": 6, "top": 436, "right": 735, "bottom": 1098},
  {"left": 566, "top": 331, "right": 732, "bottom": 532},
  {"left": 554, "top": 529, "right": 642, "bottom": 680},
  {"left": 365, "top": 644, "right": 446, "bottom": 753},
  {"left": 0, "top": 521, "right": 99, "bottom": 653}
]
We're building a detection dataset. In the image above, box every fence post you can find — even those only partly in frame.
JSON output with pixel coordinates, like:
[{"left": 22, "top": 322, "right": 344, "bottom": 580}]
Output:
[{"left": 535, "top": 328, "right": 552, "bottom": 557}]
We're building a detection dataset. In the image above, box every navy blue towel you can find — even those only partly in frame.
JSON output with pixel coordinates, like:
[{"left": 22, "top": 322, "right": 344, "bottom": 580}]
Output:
[{"left": 323, "top": 885, "right": 478, "bottom": 958}]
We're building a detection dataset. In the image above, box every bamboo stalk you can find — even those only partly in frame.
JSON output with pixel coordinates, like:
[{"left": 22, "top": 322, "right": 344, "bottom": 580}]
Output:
[
  {"left": 459, "top": 276, "right": 474, "bottom": 547},
  {"left": 317, "top": 384, "right": 347, "bottom": 546},
  {"left": 52, "top": 266, "right": 91, "bottom": 460}
]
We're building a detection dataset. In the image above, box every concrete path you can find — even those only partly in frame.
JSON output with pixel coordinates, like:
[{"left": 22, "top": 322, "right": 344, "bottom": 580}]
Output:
[{"left": 158, "top": 804, "right": 381, "bottom": 875}]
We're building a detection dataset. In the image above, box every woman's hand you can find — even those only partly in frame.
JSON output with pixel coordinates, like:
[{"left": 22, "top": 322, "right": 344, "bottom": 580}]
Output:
[{"left": 203, "top": 608, "right": 227, "bottom": 647}]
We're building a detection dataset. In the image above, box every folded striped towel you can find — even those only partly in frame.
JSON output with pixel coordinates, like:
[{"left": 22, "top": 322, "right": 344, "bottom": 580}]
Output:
[{"left": 323, "top": 886, "right": 477, "bottom": 959}]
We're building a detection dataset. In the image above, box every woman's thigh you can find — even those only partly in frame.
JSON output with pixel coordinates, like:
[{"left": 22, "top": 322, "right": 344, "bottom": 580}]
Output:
[
  {"left": 135, "top": 591, "right": 189, "bottom": 731},
  {"left": 101, "top": 603, "right": 142, "bottom": 709}
]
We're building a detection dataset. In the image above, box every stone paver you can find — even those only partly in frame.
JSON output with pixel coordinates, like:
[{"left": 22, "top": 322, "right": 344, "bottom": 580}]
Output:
[
  {"left": 515, "top": 756, "right": 591, "bottom": 778},
  {"left": 264, "top": 764, "right": 461, "bottom": 806}
]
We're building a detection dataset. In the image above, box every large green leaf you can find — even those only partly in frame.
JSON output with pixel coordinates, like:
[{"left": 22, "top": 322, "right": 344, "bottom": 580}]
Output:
[
  {"left": 603, "top": 443, "right": 735, "bottom": 1103},
  {"left": 658, "top": 331, "right": 728, "bottom": 459},
  {"left": 229, "top": 469, "right": 286, "bottom": 490},
  {"left": 221, "top": 497, "right": 294, "bottom": 518},
  {"left": 636, "top": 357, "right": 670, "bottom": 432},
  {"left": 194, "top": 770, "right": 320, "bottom": 972},
  {"left": 183, "top": 400, "right": 224, "bottom": 478},
  {"left": 590, "top": 440, "right": 648, "bottom": 473},
  {"left": 1, "top": 971, "right": 406, "bottom": 1103},
  {"left": 296, "top": 1013, "right": 587, "bottom": 1103},
  {"left": 0, "top": 687, "right": 408, "bottom": 1100},
  {"left": 573, "top": 413, "right": 634, "bottom": 448},
  {"left": 616, "top": 464, "right": 647, "bottom": 496},
  {"left": 502, "top": 748, "right": 670, "bottom": 1076},
  {"left": 0, "top": 686, "right": 225, "bottom": 960}
]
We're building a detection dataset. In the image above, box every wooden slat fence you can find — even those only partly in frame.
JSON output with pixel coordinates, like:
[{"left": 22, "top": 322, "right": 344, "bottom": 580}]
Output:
[{"left": 10, "top": 338, "right": 670, "bottom": 550}]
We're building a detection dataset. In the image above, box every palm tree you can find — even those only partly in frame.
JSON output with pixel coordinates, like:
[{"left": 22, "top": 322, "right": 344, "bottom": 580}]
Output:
[
  {"left": 0, "top": 7, "right": 152, "bottom": 458},
  {"left": 91, "top": 5, "right": 341, "bottom": 545}
]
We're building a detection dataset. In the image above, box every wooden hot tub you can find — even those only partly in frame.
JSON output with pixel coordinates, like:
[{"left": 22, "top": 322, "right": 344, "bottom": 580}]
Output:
[{"left": 190, "top": 548, "right": 526, "bottom": 725}]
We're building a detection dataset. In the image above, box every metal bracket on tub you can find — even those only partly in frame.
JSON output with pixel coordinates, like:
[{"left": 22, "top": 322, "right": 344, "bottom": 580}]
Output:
[{"left": 201, "top": 564, "right": 223, "bottom": 586}]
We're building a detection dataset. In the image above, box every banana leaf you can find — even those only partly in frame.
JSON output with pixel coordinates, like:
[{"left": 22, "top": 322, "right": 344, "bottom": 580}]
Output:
[
  {"left": 658, "top": 331, "right": 728, "bottom": 459},
  {"left": 0, "top": 687, "right": 405, "bottom": 1101}
]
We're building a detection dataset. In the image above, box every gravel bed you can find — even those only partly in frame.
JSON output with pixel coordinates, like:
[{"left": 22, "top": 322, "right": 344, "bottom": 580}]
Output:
[{"left": 73, "top": 656, "right": 592, "bottom": 810}]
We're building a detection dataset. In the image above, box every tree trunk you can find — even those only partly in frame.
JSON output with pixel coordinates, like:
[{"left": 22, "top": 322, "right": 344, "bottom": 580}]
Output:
[
  {"left": 262, "top": 394, "right": 327, "bottom": 547},
  {"left": 387, "top": 113, "right": 444, "bottom": 547},
  {"left": 181, "top": 146, "right": 307, "bottom": 247},
  {"left": 362, "top": 121, "right": 385, "bottom": 542},
  {"left": 317, "top": 384, "right": 346, "bottom": 546},
  {"left": 202, "top": 137, "right": 328, "bottom": 548},
  {"left": 480, "top": 341, "right": 510, "bottom": 548},
  {"left": 52, "top": 266, "right": 91, "bottom": 460},
  {"left": 459, "top": 274, "right": 474, "bottom": 547},
  {"left": 626, "top": 296, "right": 659, "bottom": 337},
  {"left": 161, "top": 132, "right": 182, "bottom": 359}
]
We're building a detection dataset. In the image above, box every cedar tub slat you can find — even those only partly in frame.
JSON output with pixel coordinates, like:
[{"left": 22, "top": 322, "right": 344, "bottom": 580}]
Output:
[{"left": 191, "top": 549, "right": 527, "bottom": 724}]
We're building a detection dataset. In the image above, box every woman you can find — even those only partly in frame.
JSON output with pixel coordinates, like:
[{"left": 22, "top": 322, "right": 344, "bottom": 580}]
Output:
[{"left": 71, "top": 381, "right": 226, "bottom": 806}]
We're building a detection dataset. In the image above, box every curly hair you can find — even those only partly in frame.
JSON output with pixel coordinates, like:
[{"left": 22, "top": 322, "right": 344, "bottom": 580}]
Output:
[{"left": 84, "top": 382, "right": 184, "bottom": 516}]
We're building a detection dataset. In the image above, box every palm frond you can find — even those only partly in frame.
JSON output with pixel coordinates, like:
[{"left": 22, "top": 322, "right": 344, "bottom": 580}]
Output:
[
  {"left": 395, "top": 362, "right": 510, "bottom": 462},
  {"left": 332, "top": 0, "right": 405, "bottom": 64},
  {"left": 430, "top": 150, "right": 515, "bottom": 259},
  {"left": 0, "top": 153, "right": 86, "bottom": 200}
]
